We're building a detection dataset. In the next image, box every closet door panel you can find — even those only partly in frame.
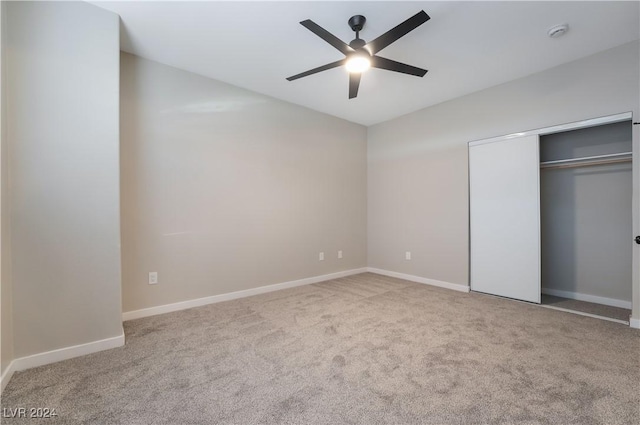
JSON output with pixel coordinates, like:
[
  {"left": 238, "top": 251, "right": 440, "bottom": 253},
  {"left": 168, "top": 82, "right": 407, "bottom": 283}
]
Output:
[{"left": 469, "top": 135, "right": 541, "bottom": 303}]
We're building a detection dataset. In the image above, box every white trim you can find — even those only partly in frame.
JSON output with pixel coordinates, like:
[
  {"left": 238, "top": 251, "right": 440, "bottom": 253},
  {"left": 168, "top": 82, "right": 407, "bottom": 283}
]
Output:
[
  {"left": 542, "top": 288, "right": 632, "bottom": 310},
  {"left": 1, "top": 329, "right": 125, "bottom": 392},
  {"left": 0, "top": 360, "right": 16, "bottom": 394},
  {"left": 123, "top": 268, "right": 368, "bottom": 321},
  {"left": 468, "top": 112, "right": 632, "bottom": 147},
  {"left": 630, "top": 318, "right": 640, "bottom": 329},
  {"left": 366, "top": 268, "right": 470, "bottom": 293},
  {"left": 539, "top": 304, "right": 629, "bottom": 325},
  {"left": 2, "top": 335, "right": 126, "bottom": 393}
]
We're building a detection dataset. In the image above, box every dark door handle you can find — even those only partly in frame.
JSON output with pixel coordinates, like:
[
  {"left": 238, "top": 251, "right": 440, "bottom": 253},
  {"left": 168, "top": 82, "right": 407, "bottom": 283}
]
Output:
[{"left": 636, "top": 236, "right": 640, "bottom": 245}]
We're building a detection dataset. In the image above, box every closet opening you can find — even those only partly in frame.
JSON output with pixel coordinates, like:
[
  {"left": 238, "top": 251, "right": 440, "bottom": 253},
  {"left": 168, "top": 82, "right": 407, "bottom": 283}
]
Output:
[{"left": 539, "top": 120, "right": 633, "bottom": 323}]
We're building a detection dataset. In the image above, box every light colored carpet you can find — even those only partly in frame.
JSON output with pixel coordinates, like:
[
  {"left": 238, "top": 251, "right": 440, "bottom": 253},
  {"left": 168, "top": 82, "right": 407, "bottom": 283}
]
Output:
[
  {"left": 2, "top": 272, "right": 639, "bottom": 424},
  {"left": 541, "top": 294, "right": 631, "bottom": 322}
]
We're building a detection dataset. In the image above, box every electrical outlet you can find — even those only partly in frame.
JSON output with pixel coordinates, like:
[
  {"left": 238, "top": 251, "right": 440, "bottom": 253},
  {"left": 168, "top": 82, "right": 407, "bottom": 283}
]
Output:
[
  {"left": 405, "top": 251, "right": 411, "bottom": 260},
  {"left": 149, "top": 272, "right": 158, "bottom": 285},
  {"left": 319, "top": 252, "right": 325, "bottom": 261},
  {"left": 338, "top": 250, "right": 343, "bottom": 259}
]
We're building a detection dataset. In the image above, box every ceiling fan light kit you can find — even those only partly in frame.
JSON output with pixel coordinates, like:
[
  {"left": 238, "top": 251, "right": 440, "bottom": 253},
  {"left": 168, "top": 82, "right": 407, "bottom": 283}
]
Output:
[
  {"left": 286, "top": 10, "right": 431, "bottom": 99},
  {"left": 345, "top": 52, "right": 371, "bottom": 73}
]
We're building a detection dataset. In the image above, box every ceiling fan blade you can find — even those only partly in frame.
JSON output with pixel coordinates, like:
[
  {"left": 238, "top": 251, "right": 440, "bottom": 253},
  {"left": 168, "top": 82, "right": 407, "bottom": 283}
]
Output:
[
  {"left": 365, "top": 10, "right": 430, "bottom": 55},
  {"left": 300, "top": 20, "right": 354, "bottom": 56},
  {"left": 286, "top": 59, "right": 346, "bottom": 81},
  {"left": 349, "top": 73, "right": 361, "bottom": 99},
  {"left": 371, "top": 56, "right": 427, "bottom": 77}
]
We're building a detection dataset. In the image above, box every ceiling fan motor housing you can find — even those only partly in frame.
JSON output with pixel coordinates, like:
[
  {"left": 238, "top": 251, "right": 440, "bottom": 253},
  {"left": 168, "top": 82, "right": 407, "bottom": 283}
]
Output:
[{"left": 349, "top": 38, "right": 366, "bottom": 49}]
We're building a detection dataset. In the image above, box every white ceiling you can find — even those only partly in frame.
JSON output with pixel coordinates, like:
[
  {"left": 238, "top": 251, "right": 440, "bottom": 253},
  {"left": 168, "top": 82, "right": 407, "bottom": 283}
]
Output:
[{"left": 93, "top": 1, "right": 640, "bottom": 126}]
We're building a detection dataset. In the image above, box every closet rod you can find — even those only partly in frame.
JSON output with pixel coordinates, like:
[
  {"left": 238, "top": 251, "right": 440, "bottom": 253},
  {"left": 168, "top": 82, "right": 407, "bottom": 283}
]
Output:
[{"left": 540, "top": 152, "right": 632, "bottom": 169}]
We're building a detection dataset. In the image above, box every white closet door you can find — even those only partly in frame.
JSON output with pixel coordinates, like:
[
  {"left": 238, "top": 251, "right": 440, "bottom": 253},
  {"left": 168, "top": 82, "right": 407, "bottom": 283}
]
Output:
[{"left": 469, "top": 135, "right": 541, "bottom": 303}]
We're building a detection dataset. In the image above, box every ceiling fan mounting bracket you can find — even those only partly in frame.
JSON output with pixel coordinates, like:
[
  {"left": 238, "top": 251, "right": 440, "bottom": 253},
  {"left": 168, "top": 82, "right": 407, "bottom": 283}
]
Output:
[{"left": 348, "top": 15, "right": 366, "bottom": 33}]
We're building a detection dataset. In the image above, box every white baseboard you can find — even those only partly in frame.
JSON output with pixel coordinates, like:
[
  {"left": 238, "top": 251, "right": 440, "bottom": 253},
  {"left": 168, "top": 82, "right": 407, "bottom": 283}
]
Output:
[
  {"left": 630, "top": 317, "right": 640, "bottom": 329},
  {"left": 366, "top": 267, "right": 470, "bottom": 293},
  {"left": 539, "top": 304, "right": 630, "bottom": 325},
  {"left": 1, "top": 360, "right": 16, "bottom": 394},
  {"left": 13, "top": 329, "right": 125, "bottom": 372},
  {"left": 123, "top": 268, "right": 369, "bottom": 321},
  {"left": 1, "top": 328, "right": 125, "bottom": 393},
  {"left": 541, "top": 288, "right": 632, "bottom": 310}
]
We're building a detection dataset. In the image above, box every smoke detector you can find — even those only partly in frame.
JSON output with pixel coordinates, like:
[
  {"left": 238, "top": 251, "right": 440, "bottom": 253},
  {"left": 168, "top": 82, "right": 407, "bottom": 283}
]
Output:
[{"left": 547, "top": 24, "right": 569, "bottom": 38}]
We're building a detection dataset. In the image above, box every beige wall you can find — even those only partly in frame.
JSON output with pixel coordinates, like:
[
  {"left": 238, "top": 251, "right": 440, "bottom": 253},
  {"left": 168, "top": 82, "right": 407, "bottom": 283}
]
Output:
[
  {"left": 120, "top": 53, "right": 367, "bottom": 313},
  {"left": 1, "top": 0, "right": 13, "bottom": 376},
  {"left": 368, "top": 42, "right": 639, "bottom": 311},
  {"left": 6, "top": 1, "right": 122, "bottom": 357}
]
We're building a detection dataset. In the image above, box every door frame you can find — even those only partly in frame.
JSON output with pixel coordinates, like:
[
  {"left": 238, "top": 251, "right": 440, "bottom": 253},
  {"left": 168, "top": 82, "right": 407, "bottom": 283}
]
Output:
[{"left": 469, "top": 112, "right": 637, "bottom": 328}]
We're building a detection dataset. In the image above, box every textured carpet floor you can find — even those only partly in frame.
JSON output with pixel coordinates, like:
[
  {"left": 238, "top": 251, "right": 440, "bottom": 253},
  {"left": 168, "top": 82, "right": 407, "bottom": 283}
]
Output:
[{"left": 2, "top": 272, "right": 639, "bottom": 424}]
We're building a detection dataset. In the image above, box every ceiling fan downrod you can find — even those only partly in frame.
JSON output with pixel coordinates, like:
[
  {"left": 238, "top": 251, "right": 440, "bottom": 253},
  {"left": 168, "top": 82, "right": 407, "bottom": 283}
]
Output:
[{"left": 348, "top": 15, "right": 367, "bottom": 49}]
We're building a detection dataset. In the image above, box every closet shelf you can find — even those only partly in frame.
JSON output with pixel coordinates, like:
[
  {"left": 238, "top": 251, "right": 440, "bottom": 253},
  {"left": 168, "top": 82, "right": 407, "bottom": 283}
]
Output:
[{"left": 540, "top": 152, "right": 632, "bottom": 169}]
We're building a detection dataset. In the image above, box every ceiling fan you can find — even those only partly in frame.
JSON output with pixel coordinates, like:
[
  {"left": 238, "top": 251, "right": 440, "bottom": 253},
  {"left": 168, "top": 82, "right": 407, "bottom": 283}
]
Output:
[{"left": 286, "top": 10, "right": 430, "bottom": 99}]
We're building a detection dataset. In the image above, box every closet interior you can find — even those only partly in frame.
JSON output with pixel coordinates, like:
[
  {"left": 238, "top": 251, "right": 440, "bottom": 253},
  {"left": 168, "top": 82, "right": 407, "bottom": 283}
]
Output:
[{"left": 539, "top": 121, "right": 632, "bottom": 322}]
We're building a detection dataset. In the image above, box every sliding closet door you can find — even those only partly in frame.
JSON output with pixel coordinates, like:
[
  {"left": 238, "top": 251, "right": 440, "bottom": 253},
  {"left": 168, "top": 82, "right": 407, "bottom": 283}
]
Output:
[{"left": 469, "top": 135, "right": 541, "bottom": 303}]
